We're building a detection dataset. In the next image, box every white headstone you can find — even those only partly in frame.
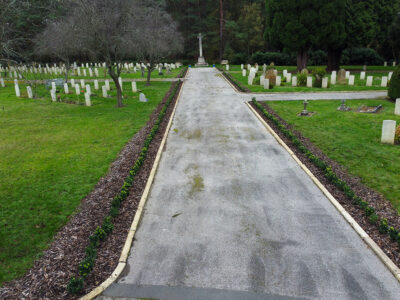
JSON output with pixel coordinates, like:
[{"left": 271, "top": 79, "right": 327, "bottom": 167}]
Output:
[
  {"left": 75, "top": 84, "right": 80, "bottom": 95},
  {"left": 52, "top": 82, "right": 56, "bottom": 90},
  {"left": 85, "top": 93, "right": 91, "bottom": 106},
  {"left": 331, "top": 71, "right": 337, "bottom": 85},
  {"left": 27, "top": 86, "right": 33, "bottom": 99},
  {"left": 307, "top": 76, "right": 312, "bottom": 88},
  {"left": 395, "top": 99, "right": 400, "bottom": 116},
  {"left": 77, "top": 68, "right": 81, "bottom": 76},
  {"left": 322, "top": 77, "right": 328, "bottom": 88},
  {"left": 105, "top": 80, "right": 110, "bottom": 91},
  {"left": 366, "top": 76, "right": 373, "bottom": 86},
  {"left": 86, "top": 84, "right": 91, "bottom": 95},
  {"left": 348, "top": 75, "right": 355, "bottom": 86},
  {"left": 242, "top": 69, "right": 246, "bottom": 77},
  {"left": 381, "top": 76, "right": 388, "bottom": 87},
  {"left": 381, "top": 120, "right": 396, "bottom": 144},
  {"left": 14, "top": 84, "right": 20, "bottom": 97},
  {"left": 393, "top": 61, "right": 396, "bottom": 67},
  {"left": 360, "top": 72, "right": 366, "bottom": 80},
  {"left": 89, "top": 69, "right": 93, "bottom": 77},
  {"left": 95, "top": 68, "right": 99, "bottom": 77},
  {"left": 132, "top": 81, "right": 137, "bottom": 92},
  {"left": 102, "top": 85, "right": 108, "bottom": 98},
  {"left": 0, "top": 78, "right": 4, "bottom": 87},
  {"left": 384, "top": 61, "right": 387, "bottom": 67},
  {"left": 80, "top": 79, "right": 85, "bottom": 88},
  {"left": 118, "top": 77, "right": 123, "bottom": 91},
  {"left": 286, "top": 73, "right": 292, "bottom": 83},
  {"left": 389, "top": 72, "right": 393, "bottom": 81},
  {"left": 260, "top": 76, "right": 265, "bottom": 86},
  {"left": 64, "top": 83, "right": 69, "bottom": 94},
  {"left": 71, "top": 79, "right": 75, "bottom": 87},
  {"left": 241, "top": 64, "right": 244, "bottom": 70},
  {"left": 50, "top": 89, "right": 56, "bottom": 101},
  {"left": 345, "top": 71, "right": 350, "bottom": 79},
  {"left": 292, "top": 76, "right": 297, "bottom": 87},
  {"left": 283, "top": 70, "right": 288, "bottom": 78},
  {"left": 226, "top": 65, "right": 229, "bottom": 71},
  {"left": 248, "top": 76, "right": 254, "bottom": 86},
  {"left": 139, "top": 93, "right": 148, "bottom": 102},
  {"left": 276, "top": 76, "right": 281, "bottom": 87},
  {"left": 264, "top": 78, "right": 270, "bottom": 90}
]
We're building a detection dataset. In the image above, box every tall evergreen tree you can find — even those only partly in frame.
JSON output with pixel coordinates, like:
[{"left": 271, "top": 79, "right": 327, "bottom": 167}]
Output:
[{"left": 265, "top": 0, "right": 318, "bottom": 70}]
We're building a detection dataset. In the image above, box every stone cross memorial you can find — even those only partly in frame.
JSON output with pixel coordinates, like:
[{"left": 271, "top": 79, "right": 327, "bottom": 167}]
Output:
[{"left": 195, "top": 33, "right": 208, "bottom": 66}]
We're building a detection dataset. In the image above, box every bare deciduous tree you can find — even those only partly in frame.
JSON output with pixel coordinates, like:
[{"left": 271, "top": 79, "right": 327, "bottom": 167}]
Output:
[
  {"left": 34, "top": 17, "right": 80, "bottom": 83},
  {"left": 135, "top": 0, "right": 183, "bottom": 86}
]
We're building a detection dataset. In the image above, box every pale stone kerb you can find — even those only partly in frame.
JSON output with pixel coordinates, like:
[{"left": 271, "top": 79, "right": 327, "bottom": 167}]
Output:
[{"left": 246, "top": 101, "right": 400, "bottom": 284}]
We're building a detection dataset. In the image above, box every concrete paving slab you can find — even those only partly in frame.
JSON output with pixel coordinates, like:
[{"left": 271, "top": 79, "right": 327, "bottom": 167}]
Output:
[{"left": 103, "top": 68, "right": 400, "bottom": 300}]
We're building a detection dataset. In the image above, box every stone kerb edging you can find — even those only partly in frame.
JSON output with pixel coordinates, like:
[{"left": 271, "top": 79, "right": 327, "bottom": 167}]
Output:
[
  {"left": 246, "top": 101, "right": 400, "bottom": 283},
  {"left": 79, "top": 72, "right": 187, "bottom": 300}
]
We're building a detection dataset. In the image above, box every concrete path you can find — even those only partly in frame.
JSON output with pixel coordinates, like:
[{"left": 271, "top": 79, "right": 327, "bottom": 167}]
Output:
[{"left": 101, "top": 68, "right": 400, "bottom": 300}]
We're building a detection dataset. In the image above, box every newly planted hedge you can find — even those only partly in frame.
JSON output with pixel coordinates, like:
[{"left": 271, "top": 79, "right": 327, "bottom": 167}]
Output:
[
  {"left": 251, "top": 98, "right": 400, "bottom": 249},
  {"left": 218, "top": 67, "right": 250, "bottom": 93},
  {"left": 67, "top": 81, "right": 182, "bottom": 294}
]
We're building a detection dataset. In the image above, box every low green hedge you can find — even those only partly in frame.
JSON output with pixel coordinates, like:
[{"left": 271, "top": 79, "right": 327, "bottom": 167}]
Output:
[
  {"left": 251, "top": 98, "right": 400, "bottom": 250},
  {"left": 67, "top": 81, "right": 182, "bottom": 295},
  {"left": 217, "top": 67, "right": 250, "bottom": 93}
]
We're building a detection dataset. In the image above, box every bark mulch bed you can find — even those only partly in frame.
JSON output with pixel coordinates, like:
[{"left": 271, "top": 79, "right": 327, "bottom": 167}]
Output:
[
  {"left": 0, "top": 71, "right": 186, "bottom": 299},
  {"left": 251, "top": 100, "right": 400, "bottom": 270}
]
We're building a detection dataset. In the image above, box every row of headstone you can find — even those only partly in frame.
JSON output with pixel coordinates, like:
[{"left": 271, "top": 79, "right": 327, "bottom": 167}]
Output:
[{"left": 384, "top": 62, "right": 396, "bottom": 67}]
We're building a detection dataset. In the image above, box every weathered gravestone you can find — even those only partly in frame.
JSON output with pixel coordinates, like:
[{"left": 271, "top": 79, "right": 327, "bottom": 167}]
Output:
[
  {"left": 265, "top": 69, "right": 277, "bottom": 86},
  {"left": 381, "top": 120, "right": 396, "bottom": 144},
  {"left": 337, "top": 69, "right": 346, "bottom": 83}
]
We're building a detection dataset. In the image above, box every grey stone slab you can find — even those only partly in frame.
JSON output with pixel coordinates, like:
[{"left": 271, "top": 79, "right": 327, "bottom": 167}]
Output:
[{"left": 104, "top": 68, "right": 400, "bottom": 300}]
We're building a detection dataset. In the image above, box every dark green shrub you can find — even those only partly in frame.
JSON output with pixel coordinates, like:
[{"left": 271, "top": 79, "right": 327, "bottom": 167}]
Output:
[
  {"left": 67, "top": 276, "right": 84, "bottom": 294},
  {"left": 89, "top": 234, "right": 100, "bottom": 248},
  {"left": 78, "top": 257, "right": 94, "bottom": 278},
  {"left": 388, "top": 65, "right": 400, "bottom": 100},
  {"left": 85, "top": 246, "right": 97, "bottom": 259},
  {"left": 102, "top": 216, "right": 114, "bottom": 234},
  {"left": 365, "top": 206, "right": 375, "bottom": 217},
  {"left": 297, "top": 72, "right": 307, "bottom": 87},
  {"left": 389, "top": 227, "right": 399, "bottom": 241},
  {"left": 379, "top": 218, "right": 389, "bottom": 234},
  {"left": 368, "top": 214, "right": 378, "bottom": 225},
  {"left": 341, "top": 48, "right": 384, "bottom": 65},
  {"left": 94, "top": 226, "right": 106, "bottom": 241},
  {"left": 312, "top": 68, "right": 326, "bottom": 88},
  {"left": 359, "top": 201, "right": 368, "bottom": 210},
  {"left": 352, "top": 197, "right": 362, "bottom": 206},
  {"left": 250, "top": 51, "right": 296, "bottom": 65}
]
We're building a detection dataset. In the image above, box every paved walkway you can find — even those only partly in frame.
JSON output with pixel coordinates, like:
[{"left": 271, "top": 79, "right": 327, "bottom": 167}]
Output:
[{"left": 101, "top": 68, "right": 399, "bottom": 299}]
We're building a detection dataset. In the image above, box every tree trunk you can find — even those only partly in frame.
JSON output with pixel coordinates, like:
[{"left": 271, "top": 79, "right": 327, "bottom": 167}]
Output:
[
  {"left": 219, "top": 0, "right": 224, "bottom": 62},
  {"left": 297, "top": 49, "right": 308, "bottom": 71},
  {"left": 146, "top": 62, "right": 153, "bottom": 86},
  {"left": 327, "top": 48, "right": 342, "bottom": 72},
  {"left": 108, "top": 67, "right": 123, "bottom": 107}
]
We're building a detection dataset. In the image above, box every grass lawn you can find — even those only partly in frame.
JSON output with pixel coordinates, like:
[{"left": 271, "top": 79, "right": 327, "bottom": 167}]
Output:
[
  {"left": 267, "top": 99, "right": 400, "bottom": 213},
  {"left": 0, "top": 66, "right": 183, "bottom": 81},
  {"left": 0, "top": 80, "right": 172, "bottom": 285},
  {"left": 227, "top": 70, "right": 390, "bottom": 93}
]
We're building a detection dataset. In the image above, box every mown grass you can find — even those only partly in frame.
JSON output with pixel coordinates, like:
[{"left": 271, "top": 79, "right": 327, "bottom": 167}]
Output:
[
  {"left": 227, "top": 70, "right": 390, "bottom": 93},
  {"left": 0, "top": 80, "right": 172, "bottom": 285},
  {"left": 267, "top": 99, "right": 400, "bottom": 213}
]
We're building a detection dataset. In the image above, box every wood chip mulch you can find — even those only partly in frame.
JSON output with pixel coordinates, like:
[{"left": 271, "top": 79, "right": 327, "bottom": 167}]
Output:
[
  {"left": 0, "top": 75, "right": 185, "bottom": 299},
  {"left": 251, "top": 101, "right": 400, "bottom": 270}
]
